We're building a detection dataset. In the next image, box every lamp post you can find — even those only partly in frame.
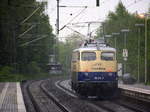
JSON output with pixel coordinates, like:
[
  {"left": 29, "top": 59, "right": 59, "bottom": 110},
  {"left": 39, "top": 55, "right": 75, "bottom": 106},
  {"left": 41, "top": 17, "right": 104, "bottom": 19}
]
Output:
[
  {"left": 112, "top": 33, "right": 120, "bottom": 61},
  {"left": 145, "top": 15, "right": 149, "bottom": 84},
  {"left": 138, "top": 13, "right": 150, "bottom": 84},
  {"left": 104, "top": 34, "right": 112, "bottom": 38},
  {"left": 112, "top": 32, "right": 120, "bottom": 49},
  {"left": 121, "top": 29, "right": 129, "bottom": 74},
  {"left": 54, "top": 0, "right": 60, "bottom": 64},
  {"left": 135, "top": 24, "right": 144, "bottom": 83},
  {"left": 56, "top": 0, "right": 59, "bottom": 35}
]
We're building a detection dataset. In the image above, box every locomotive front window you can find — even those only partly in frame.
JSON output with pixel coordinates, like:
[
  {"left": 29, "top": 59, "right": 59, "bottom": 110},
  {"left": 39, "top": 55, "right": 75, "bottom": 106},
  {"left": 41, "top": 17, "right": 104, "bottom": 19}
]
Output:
[
  {"left": 101, "top": 52, "right": 115, "bottom": 61},
  {"left": 81, "top": 52, "right": 96, "bottom": 61}
]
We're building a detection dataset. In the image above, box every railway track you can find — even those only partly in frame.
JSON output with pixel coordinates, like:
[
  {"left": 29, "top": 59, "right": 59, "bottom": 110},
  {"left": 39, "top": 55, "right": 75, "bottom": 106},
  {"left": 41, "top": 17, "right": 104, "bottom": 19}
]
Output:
[
  {"left": 26, "top": 81, "right": 43, "bottom": 112},
  {"left": 56, "top": 80, "right": 131, "bottom": 112},
  {"left": 44, "top": 78, "right": 114, "bottom": 112},
  {"left": 56, "top": 79, "right": 150, "bottom": 112},
  {"left": 40, "top": 81, "right": 71, "bottom": 112},
  {"left": 22, "top": 79, "right": 71, "bottom": 112},
  {"left": 21, "top": 76, "right": 150, "bottom": 112},
  {"left": 112, "top": 99, "right": 150, "bottom": 112},
  {"left": 21, "top": 80, "right": 37, "bottom": 112}
]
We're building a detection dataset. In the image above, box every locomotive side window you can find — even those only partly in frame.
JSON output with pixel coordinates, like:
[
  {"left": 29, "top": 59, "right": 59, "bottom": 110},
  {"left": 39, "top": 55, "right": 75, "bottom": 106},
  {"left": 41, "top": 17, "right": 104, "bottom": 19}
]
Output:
[
  {"left": 101, "top": 52, "right": 115, "bottom": 61},
  {"left": 72, "top": 52, "right": 80, "bottom": 62},
  {"left": 81, "top": 52, "right": 96, "bottom": 61}
]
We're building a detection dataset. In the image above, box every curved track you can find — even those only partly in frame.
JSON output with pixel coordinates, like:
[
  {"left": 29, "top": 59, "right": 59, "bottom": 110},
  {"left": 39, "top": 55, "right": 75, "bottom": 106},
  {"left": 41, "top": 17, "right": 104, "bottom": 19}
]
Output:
[
  {"left": 22, "top": 79, "right": 70, "bottom": 112},
  {"left": 56, "top": 79, "right": 150, "bottom": 112},
  {"left": 22, "top": 76, "right": 150, "bottom": 112},
  {"left": 40, "top": 81, "right": 71, "bottom": 112}
]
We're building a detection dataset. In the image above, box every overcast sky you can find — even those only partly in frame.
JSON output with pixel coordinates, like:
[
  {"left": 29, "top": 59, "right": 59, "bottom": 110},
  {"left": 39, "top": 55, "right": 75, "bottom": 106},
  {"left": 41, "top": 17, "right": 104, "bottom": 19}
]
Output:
[{"left": 45, "top": 0, "right": 150, "bottom": 39}]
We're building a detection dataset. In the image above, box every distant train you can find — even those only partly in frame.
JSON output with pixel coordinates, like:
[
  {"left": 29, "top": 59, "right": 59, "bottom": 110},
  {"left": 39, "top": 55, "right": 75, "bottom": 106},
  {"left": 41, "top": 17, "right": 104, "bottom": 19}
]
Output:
[
  {"left": 71, "top": 39, "right": 118, "bottom": 99},
  {"left": 47, "top": 63, "right": 62, "bottom": 74}
]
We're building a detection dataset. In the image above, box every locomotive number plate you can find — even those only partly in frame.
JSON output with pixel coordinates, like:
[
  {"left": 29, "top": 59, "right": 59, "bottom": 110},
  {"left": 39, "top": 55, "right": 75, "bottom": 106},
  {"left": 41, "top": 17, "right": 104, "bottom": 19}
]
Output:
[{"left": 94, "top": 76, "right": 104, "bottom": 80}]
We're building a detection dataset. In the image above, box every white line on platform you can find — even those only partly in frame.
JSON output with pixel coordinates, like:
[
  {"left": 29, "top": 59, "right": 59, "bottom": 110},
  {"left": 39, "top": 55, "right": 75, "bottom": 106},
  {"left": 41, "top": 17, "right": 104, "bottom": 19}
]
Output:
[
  {"left": 55, "top": 81, "right": 77, "bottom": 98},
  {"left": 0, "top": 83, "right": 9, "bottom": 110},
  {"left": 17, "top": 83, "right": 27, "bottom": 112}
]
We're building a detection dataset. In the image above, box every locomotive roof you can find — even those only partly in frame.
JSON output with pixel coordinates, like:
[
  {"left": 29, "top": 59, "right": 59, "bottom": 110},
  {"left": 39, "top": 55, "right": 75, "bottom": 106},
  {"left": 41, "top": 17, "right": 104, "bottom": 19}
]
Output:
[
  {"left": 73, "top": 46, "right": 116, "bottom": 52},
  {"left": 73, "top": 39, "right": 116, "bottom": 52}
]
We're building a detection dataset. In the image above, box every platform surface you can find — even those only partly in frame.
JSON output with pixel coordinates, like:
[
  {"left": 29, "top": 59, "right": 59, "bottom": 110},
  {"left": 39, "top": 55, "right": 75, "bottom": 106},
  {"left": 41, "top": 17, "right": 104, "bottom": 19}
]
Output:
[
  {"left": 0, "top": 82, "right": 26, "bottom": 112},
  {"left": 119, "top": 83, "right": 150, "bottom": 95}
]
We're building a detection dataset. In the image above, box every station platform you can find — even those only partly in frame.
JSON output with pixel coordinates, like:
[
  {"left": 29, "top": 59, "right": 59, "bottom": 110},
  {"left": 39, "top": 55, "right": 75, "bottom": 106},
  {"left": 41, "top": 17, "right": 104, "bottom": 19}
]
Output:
[
  {"left": 119, "top": 83, "right": 150, "bottom": 95},
  {"left": 118, "top": 83, "right": 150, "bottom": 102},
  {"left": 0, "top": 82, "right": 26, "bottom": 112}
]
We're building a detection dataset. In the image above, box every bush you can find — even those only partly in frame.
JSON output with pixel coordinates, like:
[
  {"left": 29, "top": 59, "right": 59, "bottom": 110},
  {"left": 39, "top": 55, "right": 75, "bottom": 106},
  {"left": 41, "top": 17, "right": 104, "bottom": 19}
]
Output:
[
  {"left": 27, "top": 61, "right": 41, "bottom": 74},
  {"left": 0, "top": 66, "right": 13, "bottom": 75},
  {"left": 0, "top": 65, "right": 49, "bottom": 81},
  {"left": 0, "top": 66, "right": 19, "bottom": 82}
]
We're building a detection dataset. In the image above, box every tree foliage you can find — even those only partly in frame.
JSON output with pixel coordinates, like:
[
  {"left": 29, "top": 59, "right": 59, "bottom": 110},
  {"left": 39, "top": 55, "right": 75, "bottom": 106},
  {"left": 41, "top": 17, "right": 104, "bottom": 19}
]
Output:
[
  {"left": 96, "top": 2, "right": 150, "bottom": 83},
  {"left": 0, "top": 0, "right": 54, "bottom": 80},
  {"left": 57, "top": 34, "right": 83, "bottom": 74}
]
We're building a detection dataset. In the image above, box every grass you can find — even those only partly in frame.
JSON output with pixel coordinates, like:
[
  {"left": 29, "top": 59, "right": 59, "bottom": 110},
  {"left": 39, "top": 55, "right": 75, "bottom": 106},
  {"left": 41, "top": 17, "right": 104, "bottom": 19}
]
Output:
[
  {"left": 0, "top": 73, "right": 50, "bottom": 82},
  {"left": 146, "top": 81, "right": 150, "bottom": 86},
  {"left": 0, "top": 72, "right": 68, "bottom": 82}
]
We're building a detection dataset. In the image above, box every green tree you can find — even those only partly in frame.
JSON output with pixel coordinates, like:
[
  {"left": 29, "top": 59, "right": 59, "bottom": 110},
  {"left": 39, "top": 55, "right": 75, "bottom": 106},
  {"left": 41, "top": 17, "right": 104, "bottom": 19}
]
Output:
[
  {"left": 57, "top": 34, "right": 83, "bottom": 74},
  {"left": 96, "top": 1, "right": 148, "bottom": 83},
  {"left": 0, "top": 0, "right": 54, "bottom": 80}
]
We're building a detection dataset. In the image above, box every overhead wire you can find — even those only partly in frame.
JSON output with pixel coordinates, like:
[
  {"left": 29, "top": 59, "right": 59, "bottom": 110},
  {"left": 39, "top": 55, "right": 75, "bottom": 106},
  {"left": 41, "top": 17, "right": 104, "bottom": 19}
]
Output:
[
  {"left": 55, "top": 0, "right": 146, "bottom": 38},
  {"left": 96, "top": 0, "right": 145, "bottom": 29},
  {"left": 57, "top": 6, "right": 87, "bottom": 38},
  {"left": 20, "top": 35, "right": 48, "bottom": 47},
  {"left": 51, "top": 0, "right": 113, "bottom": 37},
  {"left": 70, "top": 7, "right": 89, "bottom": 34},
  {"left": 59, "top": 0, "right": 111, "bottom": 27},
  {"left": 66, "top": 26, "right": 86, "bottom": 39},
  {"left": 18, "top": 25, "right": 36, "bottom": 38},
  {"left": 59, "top": 7, "right": 87, "bottom": 31},
  {"left": 64, "top": 0, "right": 110, "bottom": 38}
]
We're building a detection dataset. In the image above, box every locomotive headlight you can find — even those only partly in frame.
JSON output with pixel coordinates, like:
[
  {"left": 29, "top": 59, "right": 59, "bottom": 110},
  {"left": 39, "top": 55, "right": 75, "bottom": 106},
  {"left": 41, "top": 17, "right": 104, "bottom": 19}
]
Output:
[
  {"left": 85, "top": 72, "right": 89, "bottom": 76},
  {"left": 108, "top": 72, "right": 113, "bottom": 76}
]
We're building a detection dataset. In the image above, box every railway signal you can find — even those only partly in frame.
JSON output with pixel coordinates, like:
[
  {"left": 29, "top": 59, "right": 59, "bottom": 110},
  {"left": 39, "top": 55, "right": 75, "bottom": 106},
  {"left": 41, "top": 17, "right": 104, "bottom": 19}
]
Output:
[
  {"left": 123, "top": 49, "right": 128, "bottom": 62},
  {"left": 123, "top": 49, "right": 128, "bottom": 58},
  {"left": 96, "top": 0, "right": 100, "bottom": 7}
]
